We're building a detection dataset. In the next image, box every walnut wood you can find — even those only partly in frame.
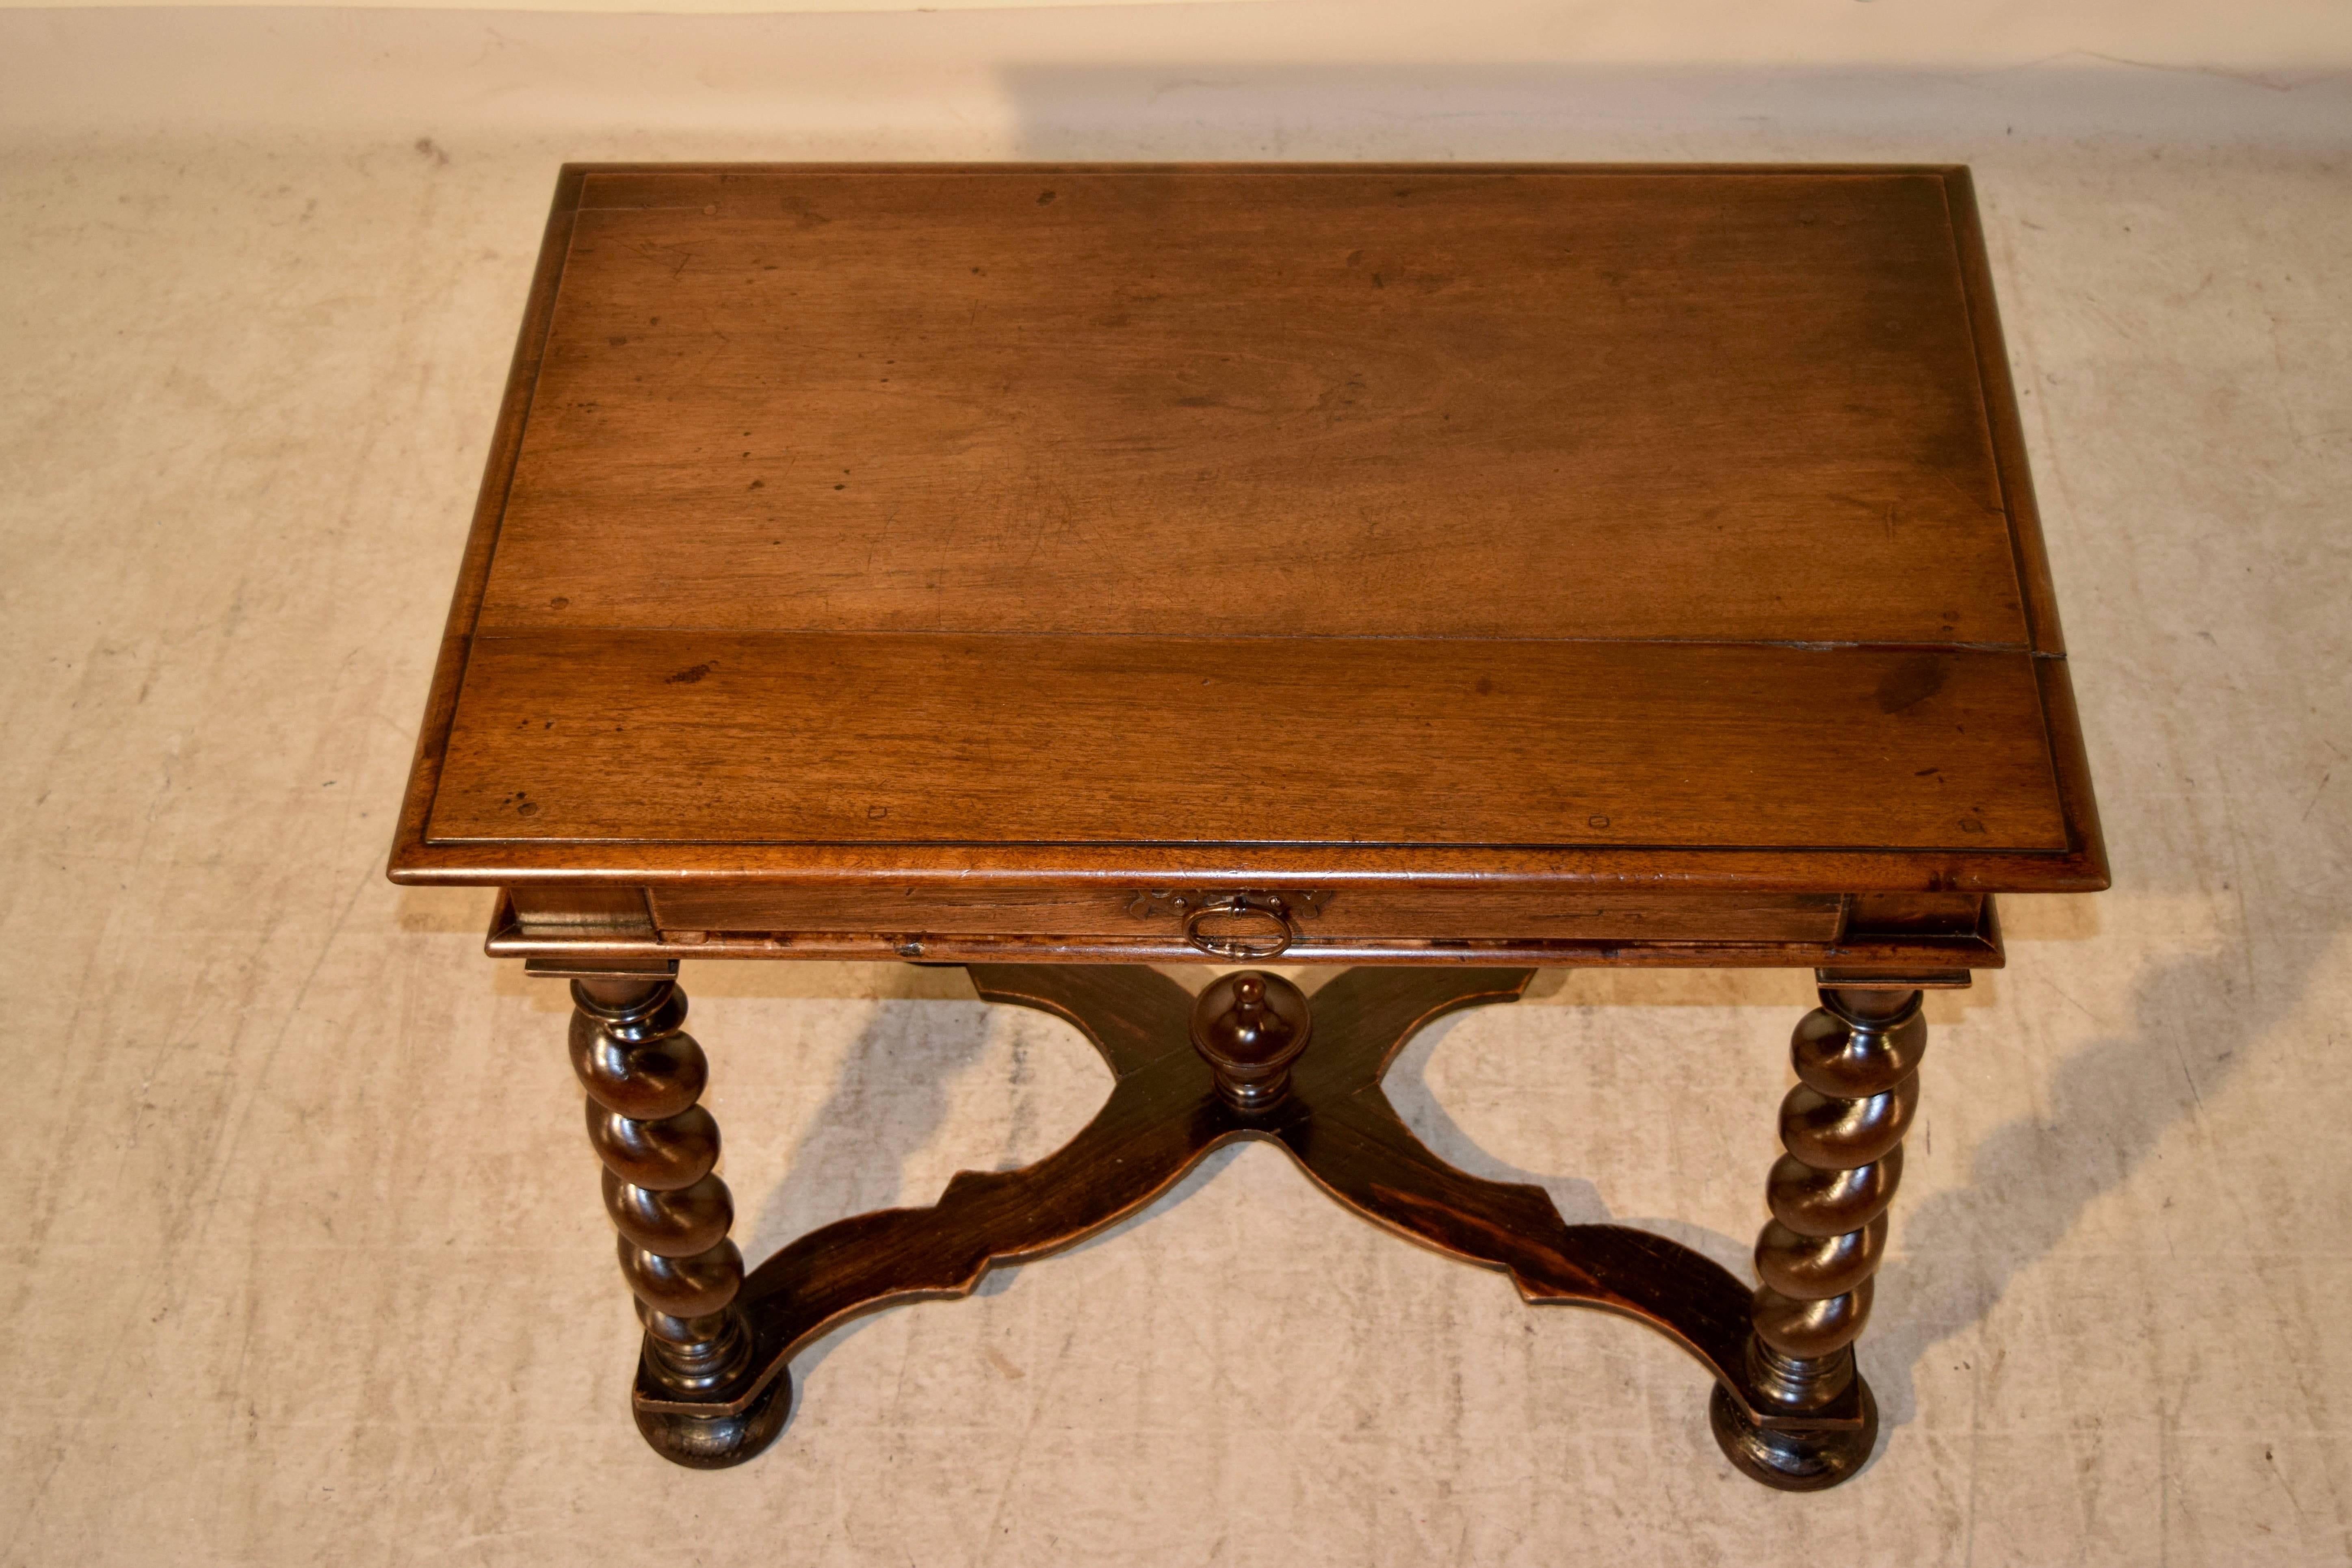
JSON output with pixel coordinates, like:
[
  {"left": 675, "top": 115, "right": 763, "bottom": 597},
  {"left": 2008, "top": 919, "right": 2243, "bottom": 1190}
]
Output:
[
  {"left": 394, "top": 166, "right": 586, "bottom": 877},
  {"left": 1709, "top": 986, "right": 1927, "bottom": 1490},
  {"left": 428, "top": 634, "right": 2064, "bottom": 852},
  {"left": 618, "top": 966, "right": 1861, "bottom": 1475},
  {"left": 487, "top": 886, "right": 2003, "bottom": 971},
  {"left": 1189, "top": 970, "right": 1313, "bottom": 1109},
  {"left": 1941, "top": 167, "right": 2066, "bottom": 658},
  {"left": 389, "top": 162, "right": 2109, "bottom": 1493},
  {"left": 416, "top": 836, "right": 2091, "bottom": 894},
  {"left": 643, "top": 884, "right": 1847, "bottom": 944},
  {"left": 512, "top": 883, "right": 654, "bottom": 933},
  {"left": 1845, "top": 891, "right": 1984, "bottom": 936},
  {"left": 567, "top": 973, "right": 789, "bottom": 1467},
  {"left": 494, "top": 169, "right": 2017, "bottom": 646},
  {"left": 1274, "top": 967, "right": 1777, "bottom": 1398},
  {"left": 389, "top": 162, "right": 2109, "bottom": 919}
]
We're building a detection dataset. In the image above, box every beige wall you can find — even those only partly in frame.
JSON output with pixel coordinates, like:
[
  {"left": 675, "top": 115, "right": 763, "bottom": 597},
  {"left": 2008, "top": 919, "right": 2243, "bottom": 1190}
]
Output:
[
  {"left": 3, "top": 1, "right": 2348, "bottom": 151},
  {"left": 0, "top": 0, "right": 2345, "bottom": 70}
]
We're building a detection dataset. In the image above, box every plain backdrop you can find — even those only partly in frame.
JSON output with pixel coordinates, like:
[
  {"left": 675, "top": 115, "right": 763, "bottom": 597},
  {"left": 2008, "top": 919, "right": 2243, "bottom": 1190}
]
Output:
[{"left": 2, "top": 5, "right": 2349, "bottom": 1566}]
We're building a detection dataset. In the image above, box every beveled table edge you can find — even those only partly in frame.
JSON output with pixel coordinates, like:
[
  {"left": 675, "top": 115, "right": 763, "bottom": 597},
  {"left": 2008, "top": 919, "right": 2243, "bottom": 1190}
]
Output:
[{"left": 386, "top": 162, "right": 2109, "bottom": 902}]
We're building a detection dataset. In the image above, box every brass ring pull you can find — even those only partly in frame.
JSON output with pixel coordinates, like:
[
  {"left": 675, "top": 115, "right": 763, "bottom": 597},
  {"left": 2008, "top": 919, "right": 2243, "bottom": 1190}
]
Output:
[{"left": 1182, "top": 894, "right": 1298, "bottom": 960}]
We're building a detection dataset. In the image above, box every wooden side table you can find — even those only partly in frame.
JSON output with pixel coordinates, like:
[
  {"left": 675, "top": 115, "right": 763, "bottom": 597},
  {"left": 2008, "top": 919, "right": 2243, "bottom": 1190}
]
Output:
[{"left": 389, "top": 163, "right": 2106, "bottom": 1489}]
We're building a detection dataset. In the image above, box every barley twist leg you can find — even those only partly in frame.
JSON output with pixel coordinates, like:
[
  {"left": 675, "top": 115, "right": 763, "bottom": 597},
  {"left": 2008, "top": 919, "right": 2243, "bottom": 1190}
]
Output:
[
  {"left": 1710, "top": 986, "right": 1926, "bottom": 1490},
  {"left": 571, "top": 973, "right": 791, "bottom": 1467}
]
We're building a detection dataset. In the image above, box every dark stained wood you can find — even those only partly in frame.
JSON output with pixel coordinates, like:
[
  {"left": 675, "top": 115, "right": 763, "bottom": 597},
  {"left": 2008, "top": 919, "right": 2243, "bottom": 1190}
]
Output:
[
  {"left": 492, "top": 926, "right": 2004, "bottom": 973},
  {"left": 487, "top": 893, "right": 2005, "bottom": 970},
  {"left": 646, "top": 883, "right": 1844, "bottom": 942},
  {"left": 2036, "top": 651, "right": 2110, "bottom": 871},
  {"left": 390, "top": 165, "right": 2112, "bottom": 1489},
  {"left": 628, "top": 966, "right": 1863, "bottom": 1457},
  {"left": 427, "top": 632, "right": 2066, "bottom": 852},
  {"left": 440, "top": 836, "right": 2076, "bottom": 893},
  {"left": 1845, "top": 890, "right": 1984, "bottom": 936},
  {"left": 704, "top": 966, "right": 1237, "bottom": 1419},
  {"left": 487, "top": 168, "right": 2017, "bottom": 648},
  {"left": 1710, "top": 985, "right": 1928, "bottom": 1488},
  {"left": 389, "top": 162, "right": 2110, "bottom": 915},
  {"left": 392, "top": 167, "right": 587, "bottom": 875},
  {"left": 1942, "top": 168, "right": 2066, "bottom": 658},
  {"left": 565, "top": 971, "right": 789, "bottom": 1466},
  {"left": 1277, "top": 966, "right": 1772, "bottom": 1399},
  {"left": 1188, "top": 970, "right": 1313, "bottom": 1109}
]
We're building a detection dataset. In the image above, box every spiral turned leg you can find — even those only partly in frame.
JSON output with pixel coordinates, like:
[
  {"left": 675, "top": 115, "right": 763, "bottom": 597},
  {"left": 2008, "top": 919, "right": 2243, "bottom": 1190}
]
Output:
[
  {"left": 1710, "top": 986, "right": 1927, "bottom": 1490},
  {"left": 570, "top": 973, "right": 791, "bottom": 1468}
]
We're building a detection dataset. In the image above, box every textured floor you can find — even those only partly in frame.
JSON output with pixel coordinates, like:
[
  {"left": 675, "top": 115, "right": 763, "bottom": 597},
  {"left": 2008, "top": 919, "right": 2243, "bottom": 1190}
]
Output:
[{"left": 3, "top": 11, "right": 2349, "bottom": 1565}]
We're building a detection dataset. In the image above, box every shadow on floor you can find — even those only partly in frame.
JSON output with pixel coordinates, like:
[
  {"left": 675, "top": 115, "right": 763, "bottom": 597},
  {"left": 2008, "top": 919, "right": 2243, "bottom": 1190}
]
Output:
[
  {"left": 739, "top": 988, "right": 1238, "bottom": 1384},
  {"left": 741, "top": 998, "right": 1001, "bottom": 1265},
  {"left": 732, "top": 906, "right": 2309, "bottom": 1442},
  {"left": 1390, "top": 931, "right": 2316, "bottom": 1437},
  {"left": 1865, "top": 921, "right": 2316, "bottom": 1426}
]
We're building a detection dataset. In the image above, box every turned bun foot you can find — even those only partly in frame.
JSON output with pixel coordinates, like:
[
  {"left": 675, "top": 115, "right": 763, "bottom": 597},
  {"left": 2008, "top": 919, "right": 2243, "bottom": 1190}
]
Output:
[
  {"left": 1189, "top": 970, "right": 1313, "bottom": 1111},
  {"left": 1708, "top": 1376, "right": 1879, "bottom": 1492},
  {"left": 632, "top": 1367, "right": 794, "bottom": 1470}
]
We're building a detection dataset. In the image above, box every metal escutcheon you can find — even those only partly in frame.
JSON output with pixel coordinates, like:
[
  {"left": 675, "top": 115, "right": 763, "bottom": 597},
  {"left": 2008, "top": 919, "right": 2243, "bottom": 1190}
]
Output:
[{"left": 1182, "top": 894, "right": 1300, "bottom": 960}]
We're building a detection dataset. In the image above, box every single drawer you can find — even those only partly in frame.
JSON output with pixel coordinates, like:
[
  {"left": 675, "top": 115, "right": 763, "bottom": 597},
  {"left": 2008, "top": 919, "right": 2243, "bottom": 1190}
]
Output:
[{"left": 644, "top": 884, "right": 1845, "bottom": 948}]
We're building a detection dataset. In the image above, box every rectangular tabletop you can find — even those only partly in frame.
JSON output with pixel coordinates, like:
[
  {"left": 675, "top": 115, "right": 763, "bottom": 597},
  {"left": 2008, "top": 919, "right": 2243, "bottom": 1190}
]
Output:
[{"left": 391, "top": 163, "right": 2104, "bottom": 911}]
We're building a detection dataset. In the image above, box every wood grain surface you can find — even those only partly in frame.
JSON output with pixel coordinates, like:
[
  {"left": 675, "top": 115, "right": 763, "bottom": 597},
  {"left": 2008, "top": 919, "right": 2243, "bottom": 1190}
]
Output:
[
  {"left": 389, "top": 163, "right": 2109, "bottom": 910},
  {"left": 480, "top": 167, "right": 2020, "bottom": 645},
  {"left": 642, "top": 884, "right": 1847, "bottom": 942},
  {"left": 429, "top": 631, "right": 2065, "bottom": 849}
]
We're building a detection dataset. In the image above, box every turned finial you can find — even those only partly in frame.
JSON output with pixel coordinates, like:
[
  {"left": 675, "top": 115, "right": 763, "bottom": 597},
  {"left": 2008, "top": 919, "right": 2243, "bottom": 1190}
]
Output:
[{"left": 1189, "top": 970, "right": 1313, "bottom": 1111}]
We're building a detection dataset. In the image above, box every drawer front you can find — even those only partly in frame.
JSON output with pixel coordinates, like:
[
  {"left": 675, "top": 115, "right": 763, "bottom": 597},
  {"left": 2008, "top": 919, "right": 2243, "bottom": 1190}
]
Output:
[{"left": 644, "top": 885, "right": 1845, "bottom": 946}]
